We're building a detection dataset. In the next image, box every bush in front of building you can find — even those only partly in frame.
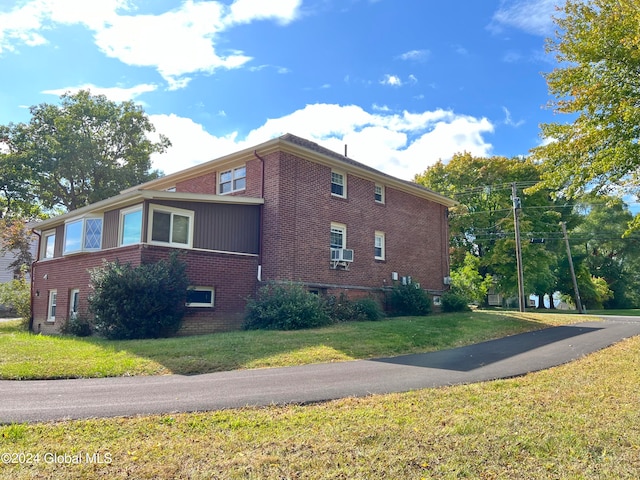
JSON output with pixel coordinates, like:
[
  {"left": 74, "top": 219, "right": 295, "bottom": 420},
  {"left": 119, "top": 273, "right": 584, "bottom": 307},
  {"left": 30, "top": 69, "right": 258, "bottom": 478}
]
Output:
[
  {"left": 60, "top": 315, "right": 93, "bottom": 337},
  {"left": 88, "top": 253, "right": 190, "bottom": 340},
  {"left": 387, "top": 283, "right": 432, "bottom": 316},
  {"left": 325, "top": 293, "right": 384, "bottom": 322},
  {"left": 441, "top": 289, "right": 471, "bottom": 312},
  {"left": 0, "top": 276, "right": 31, "bottom": 329},
  {"left": 244, "top": 282, "right": 332, "bottom": 330}
]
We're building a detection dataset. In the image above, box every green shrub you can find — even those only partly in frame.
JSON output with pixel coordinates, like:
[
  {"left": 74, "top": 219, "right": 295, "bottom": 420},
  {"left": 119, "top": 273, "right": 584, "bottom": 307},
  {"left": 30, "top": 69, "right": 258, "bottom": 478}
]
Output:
[
  {"left": 351, "top": 297, "right": 384, "bottom": 321},
  {"left": 324, "top": 294, "right": 384, "bottom": 322},
  {"left": 244, "top": 283, "right": 332, "bottom": 330},
  {"left": 387, "top": 283, "right": 432, "bottom": 316},
  {"left": 441, "top": 290, "right": 471, "bottom": 312},
  {"left": 0, "top": 277, "right": 30, "bottom": 329},
  {"left": 61, "top": 315, "right": 93, "bottom": 337},
  {"left": 89, "top": 253, "right": 190, "bottom": 339}
]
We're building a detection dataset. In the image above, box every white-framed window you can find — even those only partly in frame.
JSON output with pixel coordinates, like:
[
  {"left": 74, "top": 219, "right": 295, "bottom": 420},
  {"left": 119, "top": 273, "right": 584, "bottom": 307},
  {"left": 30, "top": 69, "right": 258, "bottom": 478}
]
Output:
[
  {"left": 186, "top": 287, "right": 215, "bottom": 307},
  {"left": 330, "top": 222, "right": 347, "bottom": 249},
  {"left": 47, "top": 290, "right": 57, "bottom": 322},
  {"left": 375, "top": 184, "right": 385, "bottom": 203},
  {"left": 42, "top": 230, "right": 56, "bottom": 259},
  {"left": 433, "top": 296, "right": 442, "bottom": 306},
  {"left": 69, "top": 288, "right": 80, "bottom": 319},
  {"left": 374, "top": 231, "right": 385, "bottom": 260},
  {"left": 63, "top": 216, "right": 103, "bottom": 254},
  {"left": 331, "top": 171, "right": 346, "bottom": 198},
  {"left": 219, "top": 166, "right": 246, "bottom": 194},
  {"left": 148, "top": 204, "right": 194, "bottom": 248},
  {"left": 120, "top": 205, "right": 143, "bottom": 246}
]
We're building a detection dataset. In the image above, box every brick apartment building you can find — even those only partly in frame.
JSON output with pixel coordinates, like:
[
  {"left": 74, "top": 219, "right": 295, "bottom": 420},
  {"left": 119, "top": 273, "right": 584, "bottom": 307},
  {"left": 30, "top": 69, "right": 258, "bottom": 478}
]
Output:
[{"left": 30, "top": 134, "right": 456, "bottom": 335}]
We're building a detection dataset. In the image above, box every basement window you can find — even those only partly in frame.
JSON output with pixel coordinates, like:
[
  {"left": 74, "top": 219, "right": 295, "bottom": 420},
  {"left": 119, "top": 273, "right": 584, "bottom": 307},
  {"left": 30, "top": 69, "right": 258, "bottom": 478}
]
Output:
[{"left": 186, "top": 287, "right": 215, "bottom": 307}]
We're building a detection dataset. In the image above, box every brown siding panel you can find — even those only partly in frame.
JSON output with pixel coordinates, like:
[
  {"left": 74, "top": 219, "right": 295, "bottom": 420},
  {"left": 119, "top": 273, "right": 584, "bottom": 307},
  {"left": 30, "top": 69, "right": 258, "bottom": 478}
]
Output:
[
  {"left": 147, "top": 200, "right": 260, "bottom": 254},
  {"left": 102, "top": 209, "right": 120, "bottom": 249}
]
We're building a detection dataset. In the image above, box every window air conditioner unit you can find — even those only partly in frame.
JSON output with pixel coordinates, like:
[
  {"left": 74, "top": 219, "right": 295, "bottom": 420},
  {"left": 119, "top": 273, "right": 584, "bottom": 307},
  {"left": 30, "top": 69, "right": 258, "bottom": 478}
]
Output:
[
  {"left": 331, "top": 248, "right": 354, "bottom": 262},
  {"left": 443, "top": 276, "right": 452, "bottom": 285}
]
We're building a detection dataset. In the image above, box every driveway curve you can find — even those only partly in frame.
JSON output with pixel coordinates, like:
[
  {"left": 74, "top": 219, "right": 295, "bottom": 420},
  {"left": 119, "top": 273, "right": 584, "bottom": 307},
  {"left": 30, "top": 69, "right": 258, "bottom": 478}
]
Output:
[{"left": 1, "top": 316, "right": 639, "bottom": 424}]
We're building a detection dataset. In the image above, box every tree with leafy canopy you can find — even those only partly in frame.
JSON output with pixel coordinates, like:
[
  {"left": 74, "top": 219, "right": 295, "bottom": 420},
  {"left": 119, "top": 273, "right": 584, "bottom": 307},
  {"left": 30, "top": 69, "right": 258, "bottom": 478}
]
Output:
[
  {"left": 415, "top": 153, "right": 573, "bottom": 305},
  {"left": 570, "top": 196, "right": 640, "bottom": 308},
  {"left": 0, "top": 90, "right": 170, "bottom": 212},
  {"left": 531, "top": 0, "right": 640, "bottom": 233}
]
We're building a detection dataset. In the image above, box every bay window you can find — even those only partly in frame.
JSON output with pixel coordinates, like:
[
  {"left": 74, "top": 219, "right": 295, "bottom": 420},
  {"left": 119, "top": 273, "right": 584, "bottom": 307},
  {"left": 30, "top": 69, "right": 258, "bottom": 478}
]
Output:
[{"left": 63, "top": 216, "right": 103, "bottom": 254}]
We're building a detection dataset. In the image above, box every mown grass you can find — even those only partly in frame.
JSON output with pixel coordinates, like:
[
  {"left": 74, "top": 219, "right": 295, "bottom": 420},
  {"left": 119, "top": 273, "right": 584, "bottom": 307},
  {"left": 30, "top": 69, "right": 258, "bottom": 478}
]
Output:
[
  {"left": 587, "top": 308, "right": 640, "bottom": 316},
  {"left": 1, "top": 333, "right": 639, "bottom": 479},
  {"left": 0, "top": 311, "right": 593, "bottom": 380}
]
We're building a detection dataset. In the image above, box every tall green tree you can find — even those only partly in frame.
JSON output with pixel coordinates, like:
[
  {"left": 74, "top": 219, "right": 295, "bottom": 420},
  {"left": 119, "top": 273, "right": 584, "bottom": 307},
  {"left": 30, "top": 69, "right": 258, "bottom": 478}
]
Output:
[
  {"left": 571, "top": 197, "right": 640, "bottom": 308},
  {"left": 415, "top": 153, "right": 583, "bottom": 306},
  {"left": 531, "top": 0, "right": 640, "bottom": 233},
  {"left": 0, "top": 90, "right": 170, "bottom": 212}
]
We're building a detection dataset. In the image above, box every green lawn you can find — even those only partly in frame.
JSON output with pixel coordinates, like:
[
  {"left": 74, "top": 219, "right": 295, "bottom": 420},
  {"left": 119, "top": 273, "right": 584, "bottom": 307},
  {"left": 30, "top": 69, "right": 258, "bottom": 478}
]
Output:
[
  {"left": 0, "top": 310, "right": 594, "bottom": 380},
  {"left": 1, "top": 323, "right": 638, "bottom": 479}
]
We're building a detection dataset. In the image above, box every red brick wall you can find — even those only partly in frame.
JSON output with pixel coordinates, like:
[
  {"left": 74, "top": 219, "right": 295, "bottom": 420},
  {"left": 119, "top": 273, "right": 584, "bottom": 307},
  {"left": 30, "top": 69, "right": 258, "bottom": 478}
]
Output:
[
  {"left": 175, "top": 172, "right": 217, "bottom": 194},
  {"left": 32, "top": 245, "right": 144, "bottom": 335},
  {"left": 32, "top": 244, "right": 259, "bottom": 336},
  {"left": 141, "top": 246, "right": 258, "bottom": 335},
  {"left": 260, "top": 151, "right": 450, "bottom": 296},
  {"left": 173, "top": 158, "right": 263, "bottom": 198}
]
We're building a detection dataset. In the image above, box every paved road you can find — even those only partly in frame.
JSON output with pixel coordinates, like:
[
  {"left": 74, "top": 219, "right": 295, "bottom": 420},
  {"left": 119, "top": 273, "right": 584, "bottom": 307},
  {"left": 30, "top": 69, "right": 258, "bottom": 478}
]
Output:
[{"left": 1, "top": 316, "right": 639, "bottom": 424}]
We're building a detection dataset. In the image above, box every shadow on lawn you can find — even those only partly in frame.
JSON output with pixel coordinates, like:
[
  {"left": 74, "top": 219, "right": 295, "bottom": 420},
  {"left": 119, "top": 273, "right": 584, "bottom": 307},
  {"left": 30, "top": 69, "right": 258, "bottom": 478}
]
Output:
[
  {"left": 99, "top": 312, "right": 569, "bottom": 376},
  {"left": 0, "top": 312, "right": 590, "bottom": 377}
]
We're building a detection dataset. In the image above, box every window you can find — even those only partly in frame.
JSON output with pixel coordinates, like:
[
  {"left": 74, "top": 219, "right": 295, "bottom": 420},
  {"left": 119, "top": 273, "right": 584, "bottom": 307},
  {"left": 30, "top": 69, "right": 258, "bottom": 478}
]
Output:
[
  {"left": 375, "top": 184, "right": 385, "bottom": 203},
  {"left": 42, "top": 231, "right": 56, "bottom": 259},
  {"left": 219, "top": 166, "right": 246, "bottom": 194},
  {"left": 375, "top": 231, "right": 385, "bottom": 260},
  {"left": 148, "top": 205, "right": 194, "bottom": 248},
  {"left": 120, "top": 206, "right": 143, "bottom": 246},
  {"left": 330, "top": 223, "right": 346, "bottom": 249},
  {"left": 47, "top": 290, "right": 57, "bottom": 322},
  {"left": 63, "top": 217, "right": 103, "bottom": 254},
  {"left": 186, "top": 287, "right": 215, "bottom": 307},
  {"left": 331, "top": 171, "right": 346, "bottom": 197},
  {"left": 69, "top": 288, "right": 80, "bottom": 319}
]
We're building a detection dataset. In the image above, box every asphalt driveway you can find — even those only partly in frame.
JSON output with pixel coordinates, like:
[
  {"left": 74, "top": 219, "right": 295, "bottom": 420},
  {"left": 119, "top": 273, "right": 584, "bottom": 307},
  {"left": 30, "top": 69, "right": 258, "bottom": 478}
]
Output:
[{"left": 1, "top": 316, "right": 639, "bottom": 424}]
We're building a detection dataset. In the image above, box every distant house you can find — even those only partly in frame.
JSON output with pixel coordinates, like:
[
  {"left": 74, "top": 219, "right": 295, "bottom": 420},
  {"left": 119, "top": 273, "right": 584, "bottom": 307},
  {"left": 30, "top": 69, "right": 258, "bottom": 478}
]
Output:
[
  {"left": 29, "top": 134, "right": 456, "bottom": 335},
  {"left": 0, "top": 231, "right": 37, "bottom": 316},
  {"left": 0, "top": 232, "right": 37, "bottom": 283}
]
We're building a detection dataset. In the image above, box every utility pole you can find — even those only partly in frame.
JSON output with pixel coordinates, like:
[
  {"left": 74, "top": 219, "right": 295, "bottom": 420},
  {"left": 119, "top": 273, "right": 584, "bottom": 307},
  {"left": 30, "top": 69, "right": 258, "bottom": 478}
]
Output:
[
  {"left": 511, "top": 183, "right": 526, "bottom": 312},
  {"left": 561, "top": 221, "right": 585, "bottom": 314}
]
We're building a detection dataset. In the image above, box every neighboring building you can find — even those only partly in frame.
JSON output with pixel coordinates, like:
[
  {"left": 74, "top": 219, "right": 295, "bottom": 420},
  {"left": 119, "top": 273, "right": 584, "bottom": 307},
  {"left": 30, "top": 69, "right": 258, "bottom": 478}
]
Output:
[
  {"left": 0, "top": 233, "right": 37, "bottom": 283},
  {"left": 0, "top": 231, "right": 37, "bottom": 316},
  {"left": 30, "top": 134, "right": 456, "bottom": 335}
]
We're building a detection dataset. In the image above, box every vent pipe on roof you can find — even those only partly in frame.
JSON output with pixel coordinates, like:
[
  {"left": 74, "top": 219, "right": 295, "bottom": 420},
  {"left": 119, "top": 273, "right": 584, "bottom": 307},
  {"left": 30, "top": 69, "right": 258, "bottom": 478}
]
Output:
[{"left": 344, "top": 144, "right": 348, "bottom": 157}]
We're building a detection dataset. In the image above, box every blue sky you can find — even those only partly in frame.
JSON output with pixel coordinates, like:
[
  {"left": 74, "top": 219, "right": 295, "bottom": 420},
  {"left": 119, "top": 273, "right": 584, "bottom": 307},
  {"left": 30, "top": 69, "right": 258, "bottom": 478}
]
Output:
[{"left": 0, "top": 0, "right": 562, "bottom": 180}]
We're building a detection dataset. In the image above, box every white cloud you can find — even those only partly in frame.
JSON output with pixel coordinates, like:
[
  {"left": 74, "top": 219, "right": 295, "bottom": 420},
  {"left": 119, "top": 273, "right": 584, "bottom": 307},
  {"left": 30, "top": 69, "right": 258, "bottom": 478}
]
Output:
[
  {"left": 381, "top": 74, "right": 403, "bottom": 87},
  {"left": 397, "top": 49, "right": 429, "bottom": 61},
  {"left": 226, "top": 0, "right": 302, "bottom": 25},
  {"left": 502, "top": 106, "right": 525, "bottom": 127},
  {"left": 149, "top": 114, "right": 242, "bottom": 173},
  {"left": 0, "top": 0, "right": 50, "bottom": 53},
  {"left": 42, "top": 83, "right": 157, "bottom": 102},
  {"left": 490, "top": 0, "right": 558, "bottom": 37},
  {"left": 0, "top": 0, "right": 302, "bottom": 88},
  {"left": 149, "top": 104, "right": 494, "bottom": 180}
]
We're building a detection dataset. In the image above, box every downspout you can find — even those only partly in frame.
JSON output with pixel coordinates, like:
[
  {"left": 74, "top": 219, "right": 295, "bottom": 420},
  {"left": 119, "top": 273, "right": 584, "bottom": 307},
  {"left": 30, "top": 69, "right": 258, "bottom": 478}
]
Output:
[
  {"left": 29, "top": 228, "right": 41, "bottom": 333},
  {"left": 444, "top": 207, "right": 451, "bottom": 291},
  {"left": 253, "top": 150, "right": 266, "bottom": 283}
]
